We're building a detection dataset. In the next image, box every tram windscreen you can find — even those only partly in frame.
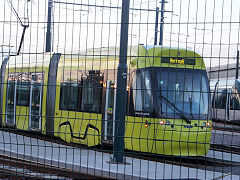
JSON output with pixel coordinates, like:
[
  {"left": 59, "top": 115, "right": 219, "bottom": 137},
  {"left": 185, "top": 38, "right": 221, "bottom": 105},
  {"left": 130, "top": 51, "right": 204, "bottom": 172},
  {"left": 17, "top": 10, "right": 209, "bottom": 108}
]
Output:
[
  {"left": 133, "top": 68, "right": 210, "bottom": 120},
  {"left": 154, "top": 68, "right": 210, "bottom": 120}
]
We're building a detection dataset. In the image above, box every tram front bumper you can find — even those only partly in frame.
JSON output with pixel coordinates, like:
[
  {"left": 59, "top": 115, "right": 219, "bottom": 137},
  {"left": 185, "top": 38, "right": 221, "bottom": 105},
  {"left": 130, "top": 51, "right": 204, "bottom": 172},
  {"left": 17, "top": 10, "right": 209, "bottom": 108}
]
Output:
[
  {"left": 125, "top": 130, "right": 211, "bottom": 156},
  {"left": 154, "top": 130, "right": 211, "bottom": 156}
]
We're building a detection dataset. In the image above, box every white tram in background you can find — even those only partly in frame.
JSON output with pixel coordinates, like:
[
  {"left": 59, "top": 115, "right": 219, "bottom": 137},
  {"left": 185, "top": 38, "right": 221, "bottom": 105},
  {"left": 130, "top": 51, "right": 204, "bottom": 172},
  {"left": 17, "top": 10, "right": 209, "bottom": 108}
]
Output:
[{"left": 211, "top": 77, "right": 240, "bottom": 123}]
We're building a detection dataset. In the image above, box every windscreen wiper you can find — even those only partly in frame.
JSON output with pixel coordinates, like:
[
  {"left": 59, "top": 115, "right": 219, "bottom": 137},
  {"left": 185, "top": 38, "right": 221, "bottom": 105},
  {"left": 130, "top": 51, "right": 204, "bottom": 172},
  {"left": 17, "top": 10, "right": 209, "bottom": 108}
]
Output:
[{"left": 159, "top": 94, "right": 191, "bottom": 124}]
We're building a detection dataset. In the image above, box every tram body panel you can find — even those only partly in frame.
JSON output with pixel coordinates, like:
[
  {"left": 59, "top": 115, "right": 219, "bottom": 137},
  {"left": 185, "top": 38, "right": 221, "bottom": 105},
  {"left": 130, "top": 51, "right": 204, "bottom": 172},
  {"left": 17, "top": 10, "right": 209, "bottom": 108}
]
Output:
[
  {"left": 125, "top": 116, "right": 156, "bottom": 153},
  {"left": 55, "top": 111, "right": 102, "bottom": 146},
  {"left": 130, "top": 45, "right": 205, "bottom": 70},
  {"left": 229, "top": 109, "right": 240, "bottom": 121},
  {"left": 54, "top": 57, "right": 104, "bottom": 146},
  {"left": 213, "top": 109, "right": 226, "bottom": 121},
  {"left": 125, "top": 116, "right": 211, "bottom": 156}
]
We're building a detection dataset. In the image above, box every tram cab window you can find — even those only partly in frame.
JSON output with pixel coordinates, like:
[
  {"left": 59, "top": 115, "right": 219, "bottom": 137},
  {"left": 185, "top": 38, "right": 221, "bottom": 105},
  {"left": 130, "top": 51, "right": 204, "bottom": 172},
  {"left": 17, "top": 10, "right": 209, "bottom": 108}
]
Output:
[
  {"left": 81, "top": 71, "right": 103, "bottom": 113},
  {"left": 59, "top": 82, "right": 80, "bottom": 111},
  {"left": 16, "top": 81, "right": 30, "bottom": 106},
  {"left": 132, "top": 71, "right": 154, "bottom": 113},
  {"left": 154, "top": 68, "right": 210, "bottom": 120}
]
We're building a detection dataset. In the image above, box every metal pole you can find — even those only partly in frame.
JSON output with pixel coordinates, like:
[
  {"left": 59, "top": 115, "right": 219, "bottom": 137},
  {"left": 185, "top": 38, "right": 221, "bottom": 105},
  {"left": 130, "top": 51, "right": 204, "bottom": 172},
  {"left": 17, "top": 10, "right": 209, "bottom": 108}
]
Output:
[
  {"left": 154, "top": 7, "right": 159, "bottom": 45},
  {"left": 236, "top": 50, "right": 239, "bottom": 79},
  {"left": 159, "top": 0, "right": 165, "bottom": 45},
  {"left": 46, "top": 0, "right": 53, "bottom": 52},
  {"left": 17, "top": 26, "right": 27, "bottom": 55},
  {"left": 113, "top": 0, "right": 130, "bottom": 163}
]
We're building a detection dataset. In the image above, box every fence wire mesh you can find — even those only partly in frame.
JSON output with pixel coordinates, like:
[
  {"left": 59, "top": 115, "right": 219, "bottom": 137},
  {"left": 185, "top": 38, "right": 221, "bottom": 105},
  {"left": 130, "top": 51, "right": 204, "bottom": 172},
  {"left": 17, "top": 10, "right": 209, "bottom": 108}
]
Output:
[{"left": 0, "top": 0, "right": 240, "bottom": 179}]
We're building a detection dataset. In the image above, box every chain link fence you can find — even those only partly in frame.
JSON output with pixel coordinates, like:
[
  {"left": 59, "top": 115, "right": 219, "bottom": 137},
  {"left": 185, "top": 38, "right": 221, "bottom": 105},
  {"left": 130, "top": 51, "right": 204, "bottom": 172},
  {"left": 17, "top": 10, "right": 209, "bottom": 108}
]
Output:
[{"left": 0, "top": 0, "right": 240, "bottom": 179}]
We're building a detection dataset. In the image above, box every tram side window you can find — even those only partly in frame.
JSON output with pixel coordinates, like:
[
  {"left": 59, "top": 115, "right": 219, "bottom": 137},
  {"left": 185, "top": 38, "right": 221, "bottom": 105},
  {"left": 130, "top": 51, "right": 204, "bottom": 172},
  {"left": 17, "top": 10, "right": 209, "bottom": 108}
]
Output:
[
  {"left": 16, "top": 81, "right": 30, "bottom": 106},
  {"left": 132, "top": 71, "right": 154, "bottom": 112},
  {"left": 214, "top": 88, "right": 227, "bottom": 109},
  {"left": 81, "top": 72, "right": 103, "bottom": 113},
  {"left": 32, "top": 83, "right": 41, "bottom": 105},
  {"left": 7, "top": 82, "right": 15, "bottom": 103},
  {"left": 230, "top": 88, "right": 240, "bottom": 110},
  {"left": 59, "top": 82, "right": 80, "bottom": 111},
  {"left": 132, "top": 73, "right": 142, "bottom": 111}
]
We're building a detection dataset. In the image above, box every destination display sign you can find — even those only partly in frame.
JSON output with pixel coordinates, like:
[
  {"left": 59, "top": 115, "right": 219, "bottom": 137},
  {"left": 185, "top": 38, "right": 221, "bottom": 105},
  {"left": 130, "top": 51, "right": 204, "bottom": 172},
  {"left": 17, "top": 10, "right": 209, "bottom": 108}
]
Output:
[
  {"left": 161, "top": 57, "right": 196, "bottom": 65},
  {"left": 170, "top": 58, "right": 184, "bottom": 64}
]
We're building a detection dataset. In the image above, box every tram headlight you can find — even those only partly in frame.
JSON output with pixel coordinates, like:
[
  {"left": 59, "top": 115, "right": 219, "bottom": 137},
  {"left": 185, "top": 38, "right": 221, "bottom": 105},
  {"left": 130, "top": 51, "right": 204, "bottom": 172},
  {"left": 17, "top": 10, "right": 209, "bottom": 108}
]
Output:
[
  {"left": 203, "top": 122, "right": 211, "bottom": 127},
  {"left": 206, "top": 122, "right": 211, "bottom": 127},
  {"left": 145, "top": 121, "right": 148, "bottom": 128},
  {"left": 159, "top": 120, "right": 165, "bottom": 125}
]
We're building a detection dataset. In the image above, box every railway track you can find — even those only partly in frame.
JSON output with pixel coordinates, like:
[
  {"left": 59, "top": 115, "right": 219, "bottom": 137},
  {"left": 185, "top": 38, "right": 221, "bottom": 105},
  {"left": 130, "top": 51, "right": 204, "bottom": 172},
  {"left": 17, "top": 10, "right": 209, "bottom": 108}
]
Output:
[
  {"left": 0, "top": 127, "right": 239, "bottom": 178},
  {"left": 0, "top": 153, "right": 104, "bottom": 179},
  {"left": 210, "top": 144, "right": 240, "bottom": 154}
]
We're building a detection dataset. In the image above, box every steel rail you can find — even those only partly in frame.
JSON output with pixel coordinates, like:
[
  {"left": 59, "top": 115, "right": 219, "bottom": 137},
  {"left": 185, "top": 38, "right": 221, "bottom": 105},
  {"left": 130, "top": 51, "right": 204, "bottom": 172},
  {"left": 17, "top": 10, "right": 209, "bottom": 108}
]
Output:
[{"left": 0, "top": 154, "right": 105, "bottom": 179}]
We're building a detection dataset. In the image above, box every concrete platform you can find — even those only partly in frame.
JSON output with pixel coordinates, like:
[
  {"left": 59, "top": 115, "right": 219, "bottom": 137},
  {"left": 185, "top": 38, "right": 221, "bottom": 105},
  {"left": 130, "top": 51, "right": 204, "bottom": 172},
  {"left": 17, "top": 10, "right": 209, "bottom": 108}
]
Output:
[{"left": 0, "top": 130, "right": 239, "bottom": 179}]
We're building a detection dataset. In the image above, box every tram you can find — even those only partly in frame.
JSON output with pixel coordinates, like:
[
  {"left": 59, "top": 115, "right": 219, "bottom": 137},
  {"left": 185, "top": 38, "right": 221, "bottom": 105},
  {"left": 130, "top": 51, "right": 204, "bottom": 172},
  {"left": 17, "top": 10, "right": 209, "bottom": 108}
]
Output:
[
  {"left": 0, "top": 45, "right": 212, "bottom": 156},
  {"left": 211, "top": 78, "right": 240, "bottom": 122}
]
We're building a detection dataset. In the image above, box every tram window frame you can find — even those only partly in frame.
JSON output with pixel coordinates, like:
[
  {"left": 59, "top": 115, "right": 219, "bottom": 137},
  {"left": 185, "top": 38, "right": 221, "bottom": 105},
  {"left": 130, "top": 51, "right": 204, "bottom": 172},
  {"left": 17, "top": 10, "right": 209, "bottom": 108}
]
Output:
[
  {"left": 132, "top": 70, "right": 154, "bottom": 113},
  {"left": 6, "top": 81, "right": 15, "bottom": 105},
  {"left": 31, "top": 82, "right": 42, "bottom": 106},
  {"left": 59, "top": 82, "right": 81, "bottom": 112},
  {"left": 214, "top": 88, "right": 227, "bottom": 109},
  {"left": 16, "top": 81, "right": 30, "bottom": 107},
  {"left": 81, "top": 71, "right": 103, "bottom": 113}
]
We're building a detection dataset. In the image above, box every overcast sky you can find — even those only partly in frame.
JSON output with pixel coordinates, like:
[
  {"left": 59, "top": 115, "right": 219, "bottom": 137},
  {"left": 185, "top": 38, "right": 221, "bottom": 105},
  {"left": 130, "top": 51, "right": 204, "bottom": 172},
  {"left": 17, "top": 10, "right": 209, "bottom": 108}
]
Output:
[{"left": 0, "top": 0, "right": 240, "bottom": 67}]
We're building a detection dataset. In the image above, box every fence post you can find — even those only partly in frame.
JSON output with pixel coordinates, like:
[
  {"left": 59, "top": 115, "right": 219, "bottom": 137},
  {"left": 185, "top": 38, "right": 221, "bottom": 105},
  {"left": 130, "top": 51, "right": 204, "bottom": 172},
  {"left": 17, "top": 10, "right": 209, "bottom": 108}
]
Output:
[
  {"left": 159, "top": 0, "right": 165, "bottom": 45},
  {"left": 154, "top": 7, "right": 159, "bottom": 45},
  {"left": 113, "top": 0, "right": 130, "bottom": 163},
  {"left": 46, "top": 0, "right": 53, "bottom": 52},
  {"left": 236, "top": 50, "right": 239, "bottom": 79}
]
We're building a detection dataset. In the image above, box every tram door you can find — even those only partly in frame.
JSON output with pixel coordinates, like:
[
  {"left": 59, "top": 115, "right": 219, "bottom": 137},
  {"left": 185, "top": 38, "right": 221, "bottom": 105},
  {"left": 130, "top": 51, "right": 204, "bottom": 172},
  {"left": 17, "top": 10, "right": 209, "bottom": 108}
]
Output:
[
  {"left": 5, "top": 73, "right": 43, "bottom": 129},
  {"left": 213, "top": 87, "right": 231, "bottom": 121},
  {"left": 104, "top": 80, "right": 115, "bottom": 142},
  {"left": 29, "top": 79, "right": 43, "bottom": 129}
]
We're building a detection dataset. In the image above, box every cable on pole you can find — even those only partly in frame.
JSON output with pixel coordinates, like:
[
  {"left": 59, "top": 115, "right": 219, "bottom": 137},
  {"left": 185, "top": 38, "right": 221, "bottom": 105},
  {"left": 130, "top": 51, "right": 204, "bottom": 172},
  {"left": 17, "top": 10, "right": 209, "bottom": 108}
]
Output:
[{"left": 7, "top": 0, "right": 30, "bottom": 55}]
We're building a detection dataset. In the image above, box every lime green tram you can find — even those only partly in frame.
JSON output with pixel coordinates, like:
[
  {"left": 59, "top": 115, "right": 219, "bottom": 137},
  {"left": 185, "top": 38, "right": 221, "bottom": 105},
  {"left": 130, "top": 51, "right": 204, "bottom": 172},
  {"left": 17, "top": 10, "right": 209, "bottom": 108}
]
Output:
[{"left": 0, "top": 45, "right": 212, "bottom": 156}]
